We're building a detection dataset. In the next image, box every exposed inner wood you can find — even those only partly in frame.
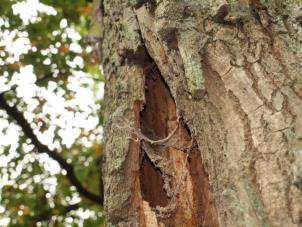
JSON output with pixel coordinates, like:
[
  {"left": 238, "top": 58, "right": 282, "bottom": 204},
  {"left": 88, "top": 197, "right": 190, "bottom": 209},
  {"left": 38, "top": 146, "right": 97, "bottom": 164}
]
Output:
[
  {"left": 139, "top": 64, "right": 175, "bottom": 226},
  {"left": 140, "top": 154, "right": 169, "bottom": 208},
  {"left": 139, "top": 57, "right": 219, "bottom": 226},
  {"left": 188, "top": 148, "right": 220, "bottom": 227}
]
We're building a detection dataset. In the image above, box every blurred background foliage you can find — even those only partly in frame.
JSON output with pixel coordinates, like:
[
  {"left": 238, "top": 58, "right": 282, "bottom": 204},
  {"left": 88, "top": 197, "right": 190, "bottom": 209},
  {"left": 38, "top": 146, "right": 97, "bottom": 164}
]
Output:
[{"left": 0, "top": 0, "right": 105, "bottom": 226}]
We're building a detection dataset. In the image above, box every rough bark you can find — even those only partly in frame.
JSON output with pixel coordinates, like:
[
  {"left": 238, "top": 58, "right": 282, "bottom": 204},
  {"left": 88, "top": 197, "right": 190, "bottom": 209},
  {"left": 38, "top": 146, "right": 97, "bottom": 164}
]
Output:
[{"left": 101, "top": 0, "right": 302, "bottom": 226}]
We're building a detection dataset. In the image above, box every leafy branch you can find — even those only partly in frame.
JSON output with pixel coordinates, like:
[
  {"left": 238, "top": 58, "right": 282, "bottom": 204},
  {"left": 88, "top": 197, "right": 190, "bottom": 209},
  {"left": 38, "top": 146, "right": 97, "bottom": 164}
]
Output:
[{"left": 0, "top": 92, "right": 103, "bottom": 205}]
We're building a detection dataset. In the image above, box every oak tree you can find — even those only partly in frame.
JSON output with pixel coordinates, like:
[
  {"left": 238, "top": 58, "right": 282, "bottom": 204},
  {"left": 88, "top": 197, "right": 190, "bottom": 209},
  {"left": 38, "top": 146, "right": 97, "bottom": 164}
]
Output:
[{"left": 101, "top": 0, "right": 302, "bottom": 226}]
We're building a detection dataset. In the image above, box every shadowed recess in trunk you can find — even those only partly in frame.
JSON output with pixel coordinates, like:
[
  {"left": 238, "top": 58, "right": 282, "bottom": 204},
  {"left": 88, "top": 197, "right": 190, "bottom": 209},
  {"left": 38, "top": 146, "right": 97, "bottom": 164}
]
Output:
[{"left": 138, "top": 54, "right": 219, "bottom": 226}]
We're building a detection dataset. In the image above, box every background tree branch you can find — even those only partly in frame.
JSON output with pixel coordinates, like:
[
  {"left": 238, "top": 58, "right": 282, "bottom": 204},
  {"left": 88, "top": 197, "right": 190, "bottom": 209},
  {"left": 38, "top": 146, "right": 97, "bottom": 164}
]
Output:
[
  {"left": 30, "top": 203, "right": 80, "bottom": 223},
  {"left": 0, "top": 92, "right": 103, "bottom": 205}
]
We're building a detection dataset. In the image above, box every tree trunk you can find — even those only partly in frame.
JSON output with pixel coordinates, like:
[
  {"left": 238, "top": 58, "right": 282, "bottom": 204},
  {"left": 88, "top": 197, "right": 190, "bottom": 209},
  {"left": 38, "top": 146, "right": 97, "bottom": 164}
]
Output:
[{"left": 101, "top": 0, "right": 302, "bottom": 226}]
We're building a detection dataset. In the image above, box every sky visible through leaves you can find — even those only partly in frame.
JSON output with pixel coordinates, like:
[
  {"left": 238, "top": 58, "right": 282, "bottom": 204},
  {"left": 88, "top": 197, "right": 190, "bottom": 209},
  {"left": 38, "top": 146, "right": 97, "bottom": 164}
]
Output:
[{"left": 0, "top": 0, "right": 105, "bottom": 226}]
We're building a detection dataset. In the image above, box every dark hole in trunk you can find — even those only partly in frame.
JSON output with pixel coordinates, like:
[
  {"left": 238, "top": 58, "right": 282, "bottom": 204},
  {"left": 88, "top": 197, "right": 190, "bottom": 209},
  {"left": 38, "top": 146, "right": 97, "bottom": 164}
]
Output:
[
  {"left": 137, "top": 46, "right": 219, "bottom": 226},
  {"left": 140, "top": 153, "right": 169, "bottom": 208},
  {"left": 139, "top": 62, "right": 172, "bottom": 209}
]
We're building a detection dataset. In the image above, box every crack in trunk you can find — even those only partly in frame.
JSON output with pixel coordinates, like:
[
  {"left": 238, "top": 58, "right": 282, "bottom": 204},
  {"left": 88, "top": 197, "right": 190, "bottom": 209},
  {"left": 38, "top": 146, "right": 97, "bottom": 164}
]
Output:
[{"left": 137, "top": 46, "right": 219, "bottom": 226}]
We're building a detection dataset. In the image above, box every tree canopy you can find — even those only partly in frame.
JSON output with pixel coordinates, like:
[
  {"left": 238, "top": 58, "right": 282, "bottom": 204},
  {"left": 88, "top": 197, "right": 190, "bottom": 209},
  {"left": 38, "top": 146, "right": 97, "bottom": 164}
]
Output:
[{"left": 0, "top": 0, "right": 105, "bottom": 226}]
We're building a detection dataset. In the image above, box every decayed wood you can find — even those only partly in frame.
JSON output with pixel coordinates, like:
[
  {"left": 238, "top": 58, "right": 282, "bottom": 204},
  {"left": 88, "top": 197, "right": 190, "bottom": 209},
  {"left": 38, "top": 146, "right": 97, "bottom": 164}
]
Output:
[{"left": 101, "top": 0, "right": 302, "bottom": 226}]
